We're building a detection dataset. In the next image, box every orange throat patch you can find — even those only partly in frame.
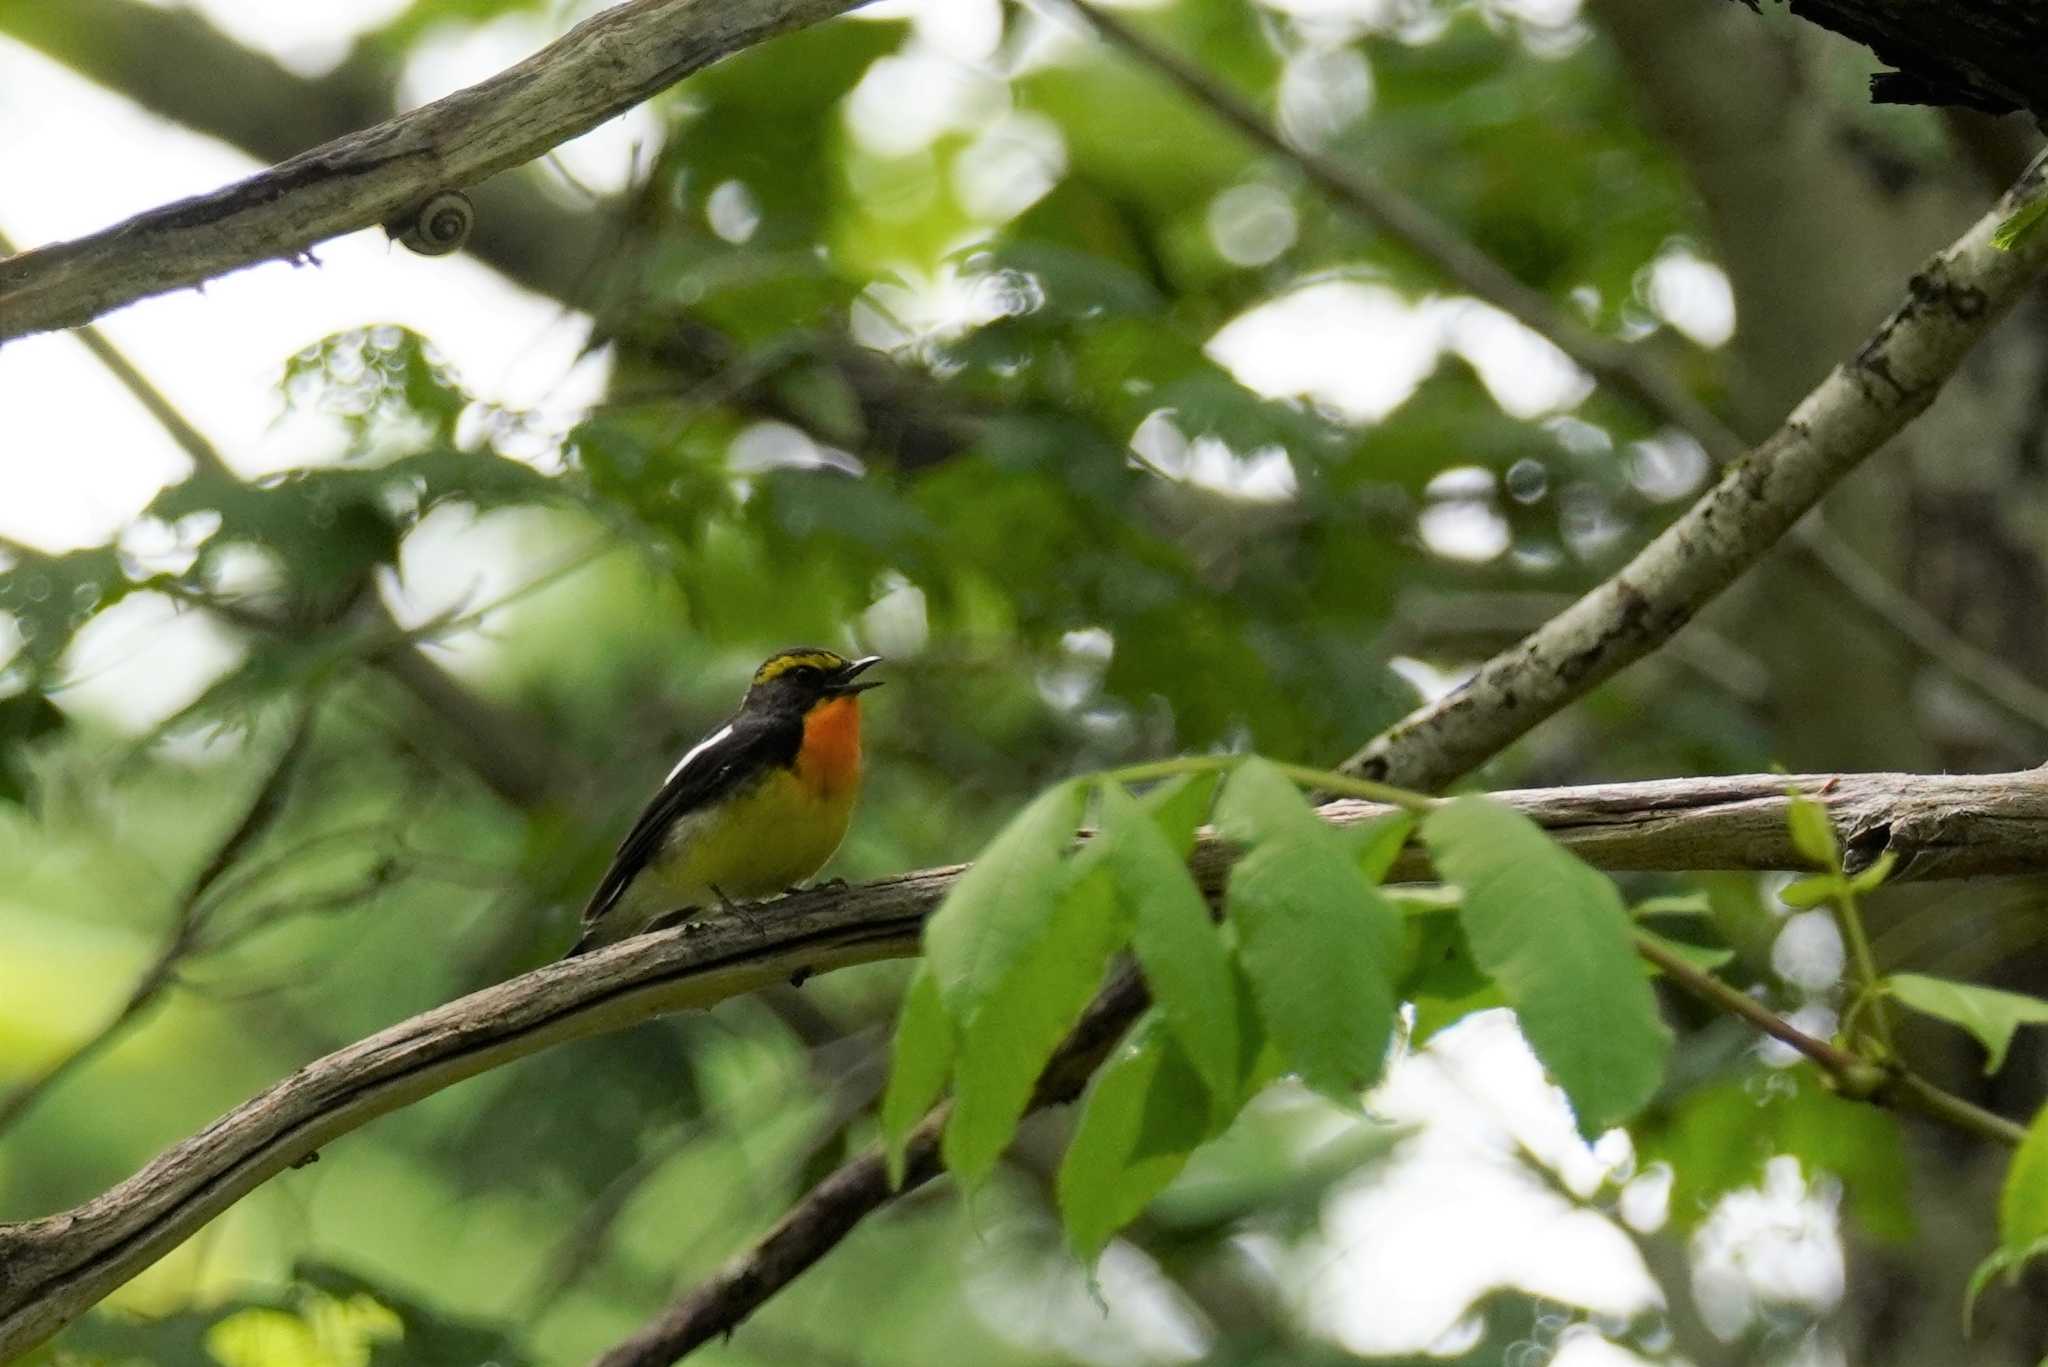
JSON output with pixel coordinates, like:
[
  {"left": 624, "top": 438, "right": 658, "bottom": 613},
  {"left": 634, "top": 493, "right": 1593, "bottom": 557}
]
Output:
[{"left": 797, "top": 696, "right": 862, "bottom": 798}]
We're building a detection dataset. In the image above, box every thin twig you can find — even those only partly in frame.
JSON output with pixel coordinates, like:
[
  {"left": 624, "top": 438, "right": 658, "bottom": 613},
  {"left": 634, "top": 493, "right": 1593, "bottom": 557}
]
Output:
[
  {"left": 589, "top": 971, "right": 1150, "bottom": 1367},
  {"left": 1635, "top": 933, "right": 2027, "bottom": 1148},
  {"left": 0, "top": 704, "right": 316, "bottom": 1136},
  {"left": 0, "top": 229, "right": 235, "bottom": 482}
]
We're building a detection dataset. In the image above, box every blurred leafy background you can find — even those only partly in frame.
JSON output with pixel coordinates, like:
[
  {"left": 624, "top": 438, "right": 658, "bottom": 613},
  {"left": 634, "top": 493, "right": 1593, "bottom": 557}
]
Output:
[{"left": 3, "top": 0, "right": 2047, "bottom": 1363}]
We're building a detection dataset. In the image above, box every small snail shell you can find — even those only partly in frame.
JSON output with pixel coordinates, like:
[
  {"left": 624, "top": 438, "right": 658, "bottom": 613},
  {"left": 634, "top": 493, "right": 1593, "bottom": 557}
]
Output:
[{"left": 390, "top": 190, "right": 474, "bottom": 256}]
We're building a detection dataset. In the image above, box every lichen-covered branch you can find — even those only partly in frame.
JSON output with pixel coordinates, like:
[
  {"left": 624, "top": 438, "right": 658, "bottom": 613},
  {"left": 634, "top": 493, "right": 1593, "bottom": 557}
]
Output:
[
  {"left": 0, "top": 0, "right": 868, "bottom": 339},
  {"left": 1345, "top": 152, "right": 2048, "bottom": 787}
]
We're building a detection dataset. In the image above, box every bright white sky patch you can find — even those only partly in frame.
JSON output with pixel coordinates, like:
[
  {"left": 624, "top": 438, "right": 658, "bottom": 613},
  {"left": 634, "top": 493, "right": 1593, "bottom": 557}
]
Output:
[
  {"left": 1420, "top": 466, "right": 1510, "bottom": 564},
  {"left": 954, "top": 112, "right": 1067, "bottom": 223},
  {"left": 1207, "top": 280, "right": 1441, "bottom": 424},
  {"left": 1440, "top": 298, "right": 1594, "bottom": 418},
  {"left": 1646, "top": 245, "right": 1737, "bottom": 348},
  {"left": 142, "top": 0, "right": 413, "bottom": 76},
  {"left": 1301, "top": 1011, "right": 1662, "bottom": 1355},
  {"left": 1130, "top": 410, "right": 1299, "bottom": 502},
  {"left": 1207, "top": 182, "right": 1299, "bottom": 267},
  {"left": 843, "top": 43, "right": 1007, "bottom": 158}
]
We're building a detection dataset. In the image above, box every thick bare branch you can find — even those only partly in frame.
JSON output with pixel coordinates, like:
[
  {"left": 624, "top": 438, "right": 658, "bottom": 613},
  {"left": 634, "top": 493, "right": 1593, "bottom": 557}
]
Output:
[
  {"left": 0, "top": 0, "right": 868, "bottom": 340},
  {"left": 7, "top": 765, "right": 2048, "bottom": 1355},
  {"left": 1346, "top": 153, "right": 2048, "bottom": 786}
]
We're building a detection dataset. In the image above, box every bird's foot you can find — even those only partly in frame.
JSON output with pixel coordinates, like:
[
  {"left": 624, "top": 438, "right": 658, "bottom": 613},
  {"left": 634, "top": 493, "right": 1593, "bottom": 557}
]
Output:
[{"left": 712, "top": 885, "right": 769, "bottom": 936}]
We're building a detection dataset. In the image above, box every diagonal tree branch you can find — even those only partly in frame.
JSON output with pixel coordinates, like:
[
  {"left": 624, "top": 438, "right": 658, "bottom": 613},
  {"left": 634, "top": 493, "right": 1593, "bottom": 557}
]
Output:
[
  {"left": 590, "top": 968, "right": 1152, "bottom": 1367},
  {"left": 0, "top": 703, "right": 317, "bottom": 1137},
  {"left": 0, "top": 0, "right": 870, "bottom": 340},
  {"left": 1063, "top": 0, "right": 2048, "bottom": 743},
  {"left": 1346, "top": 152, "right": 2048, "bottom": 786},
  {"left": 6, "top": 765, "right": 2048, "bottom": 1355}
]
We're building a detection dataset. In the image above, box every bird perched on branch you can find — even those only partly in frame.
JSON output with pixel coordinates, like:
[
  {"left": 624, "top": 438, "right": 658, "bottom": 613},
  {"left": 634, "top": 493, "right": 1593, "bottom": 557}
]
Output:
[{"left": 567, "top": 648, "right": 882, "bottom": 956}]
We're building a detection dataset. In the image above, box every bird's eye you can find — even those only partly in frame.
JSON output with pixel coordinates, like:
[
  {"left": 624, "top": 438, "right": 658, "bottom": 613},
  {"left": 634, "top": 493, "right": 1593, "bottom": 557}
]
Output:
[{"left": 792, "top": 666, "right": 821, "bottom": 684}]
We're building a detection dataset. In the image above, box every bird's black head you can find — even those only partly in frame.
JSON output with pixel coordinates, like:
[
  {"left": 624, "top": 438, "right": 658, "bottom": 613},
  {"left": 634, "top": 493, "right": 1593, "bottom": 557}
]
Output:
[{"left": 743, "top": 648, "right": 883, "bottom": 713}]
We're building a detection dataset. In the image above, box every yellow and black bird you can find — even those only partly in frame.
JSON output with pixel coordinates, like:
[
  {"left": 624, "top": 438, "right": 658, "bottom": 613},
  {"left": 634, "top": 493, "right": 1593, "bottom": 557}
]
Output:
[{"left": 567, "top": 648, "right": 882, "bottom": 956}]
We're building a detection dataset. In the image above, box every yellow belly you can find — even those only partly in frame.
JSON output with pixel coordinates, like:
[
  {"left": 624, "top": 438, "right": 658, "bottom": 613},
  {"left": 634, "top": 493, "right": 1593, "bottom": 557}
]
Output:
[{"left": 612, "top": 765, "right": 855, "bottom": 934}]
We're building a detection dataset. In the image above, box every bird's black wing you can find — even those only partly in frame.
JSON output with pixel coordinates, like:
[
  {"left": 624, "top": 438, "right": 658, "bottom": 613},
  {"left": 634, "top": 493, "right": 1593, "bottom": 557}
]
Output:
[{"left": 572, "top": 711, "right": 801, "bottom": 948}]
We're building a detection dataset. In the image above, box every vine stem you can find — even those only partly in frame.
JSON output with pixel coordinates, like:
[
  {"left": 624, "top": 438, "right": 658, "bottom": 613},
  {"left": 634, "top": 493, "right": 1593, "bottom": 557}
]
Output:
[
  {"left": 1100, "top": 754, "right": 1439, "bottom": 813},
  {"left": 1829, "top": 881, "right": 1898, "bottom": 1053},
  {"left": 1633, "top": 933, "right": 2025, "bottom": 1149}
]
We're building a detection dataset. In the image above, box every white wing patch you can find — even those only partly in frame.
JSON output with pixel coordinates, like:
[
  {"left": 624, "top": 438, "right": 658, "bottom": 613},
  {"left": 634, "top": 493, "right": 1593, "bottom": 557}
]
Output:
[{"left": 665, "top": 725, "right": 734, "bottom": 784}]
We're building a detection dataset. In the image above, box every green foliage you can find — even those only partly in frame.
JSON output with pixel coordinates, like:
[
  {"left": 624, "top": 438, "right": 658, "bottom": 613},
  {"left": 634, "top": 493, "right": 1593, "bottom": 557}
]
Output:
[
  {"left": 1887, "top": 974, "right": 2048, "bottom": 1075},
  {"left": 921, "top": 779, "right": 1088, "bottom": 1022},
  {"left": 0, "top": 678, "right": 67, "bottom": 802},
  {"left": 881, "top": 963, "right": 952, "bottom": 1186},
  {"left": 1422, "top": 796, "right": 1671, "bottom": 1136},
  {"left": 1101, "top": 783, "right": 1239, "bottom": 1111},
  {"left": 1638, "top": 1069, "right": 1912, "bottom": 1241},
  {"left": 1991, "top": 196, "right": 2048, "bottom": 252},
  {"left": 1784, "top": 790, "right": 1840, "bottom": 868},
  {"left": 1966, "top": 1103, "right": 2048, "bottom": 1331},
  {"left": 942, "top": 860, "right": 1128, "bottom": 1187},
  {"left": 888, "top": 756, "right": 1409, "bottom": 1261},
  {"left": 1054, "top": 1013, "right": 1214, "bottom": 1265},
  {"left": 1218, "top": 761, "right": 1399, "bottom": 1103},
  {"left": 54, "top": 1261, "right": 531, "bottom": 1367}
]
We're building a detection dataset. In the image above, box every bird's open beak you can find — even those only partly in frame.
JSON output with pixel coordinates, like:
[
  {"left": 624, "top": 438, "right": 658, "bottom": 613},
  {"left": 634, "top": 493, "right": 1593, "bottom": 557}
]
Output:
[{"left": 828, "top": 654, "right": 884, "bottom": 695}]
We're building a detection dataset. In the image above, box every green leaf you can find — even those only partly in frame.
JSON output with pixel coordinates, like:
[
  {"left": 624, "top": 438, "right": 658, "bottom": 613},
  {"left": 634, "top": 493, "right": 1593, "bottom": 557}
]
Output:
[
  {"left": 1964, "top": 1237, "right": 2048, "bottom": 1337},
  {"left": 1226, "top": 832, "right": 1400, "bottom": 1103},
  {"left": 2002, "top": 1102, "right": 2048, "bottom": 1250},
  {"left": 1098, "top": 784, "right": 1238, "bottom": 1111},
  {"left": 1346, "top": 810, "right": 1417, "bottom": 884},
  {"left": 1056, "top": 1014, "right": 1212, "bottom": 1264},
  {"left": 1887, "top": 973, "right": 2048, "bottom": 1075},
  {"left": 1631, "top": 892, "right": 1712, "bottom": 919},
  {"left": 1786, "top": 793, "right": 1840, "bottom": 869},
  {"left": 1971, "top": 1104, "right": 2048, "bottom": 1331},
  {"left": 1634, "top": 927, "right": 1735, "bottom": 975},
  {"left": 0, "top": 691, "right": 66, "bottom": 805},
  {"left": 1423, "top": 796, "right": 1671, "bottom": 1136},
  {"left": 1636, "top": 1069, "right": 1910, "bottom": 1240},
  {"left": 1992, "top": 195, "right": 2048, "bottom": 252},
  {"left": 1138, "top": 769, "right": 1223, "bottom": 859},
  {"left": 1776, "top": 873, "right": 1842, "bottom": 910},
  {"left": 1847, "top": 849, "right": 1898, "bottom": 894},
  {"left": 923, "top": 780, "right": 1086, "bottom": 1020},
  {"left": 880, "top": 964, "right": 953, "bottom": 1188},
  {"left": 1402, "top": 913, "right": 1501, "bottom": 1047},
  {"left": 943, "top": 861, "right": 1131, "bottom": 1188},
  {"left": 1211, "top": 755, "right": 1319, "bottom": 845}
]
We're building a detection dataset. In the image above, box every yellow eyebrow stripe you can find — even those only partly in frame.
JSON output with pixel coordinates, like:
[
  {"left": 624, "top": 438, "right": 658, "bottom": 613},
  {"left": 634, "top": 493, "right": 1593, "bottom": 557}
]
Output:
[{"left": 752, "top": 650, "right": 847, "bottom": 684}]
